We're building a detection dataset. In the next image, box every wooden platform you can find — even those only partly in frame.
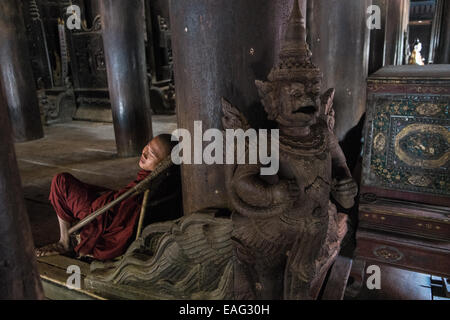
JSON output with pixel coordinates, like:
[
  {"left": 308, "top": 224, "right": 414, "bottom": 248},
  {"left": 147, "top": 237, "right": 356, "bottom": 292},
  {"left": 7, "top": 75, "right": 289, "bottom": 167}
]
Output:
[{"left": 37, "top": 255, "right": 107, "bottom": 300}]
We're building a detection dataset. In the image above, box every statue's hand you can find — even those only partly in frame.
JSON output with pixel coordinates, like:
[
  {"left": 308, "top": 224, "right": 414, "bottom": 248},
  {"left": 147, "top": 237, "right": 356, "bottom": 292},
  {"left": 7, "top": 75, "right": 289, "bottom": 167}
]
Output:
[
  {"left": 271, "top": 179, "right": 300, "bottom": 205},
  {"left": 331, "top": 177, "right": 358, "bottom": 209}
]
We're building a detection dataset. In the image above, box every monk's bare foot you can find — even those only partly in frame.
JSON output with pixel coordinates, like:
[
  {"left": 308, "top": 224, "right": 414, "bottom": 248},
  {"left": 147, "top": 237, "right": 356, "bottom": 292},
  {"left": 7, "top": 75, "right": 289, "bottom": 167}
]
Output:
[
  {"left": 36, "top": 217, "right": 74, "bottom": 257},
  {"left": 35, "top": 240, "right": 73, "bottom": 258}
]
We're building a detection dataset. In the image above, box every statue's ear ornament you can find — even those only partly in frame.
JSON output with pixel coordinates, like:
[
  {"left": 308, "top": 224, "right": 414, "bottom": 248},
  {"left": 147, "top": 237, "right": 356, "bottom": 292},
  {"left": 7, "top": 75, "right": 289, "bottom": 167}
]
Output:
[
  {"left": 320, "top": 88, "right": 336, "bottom": 132},
  {"left": 321, "top": 88, "right": 335, "bottom": 115},
  {"left": 221, "top": 97, "right": 250, "bottom": 131}
]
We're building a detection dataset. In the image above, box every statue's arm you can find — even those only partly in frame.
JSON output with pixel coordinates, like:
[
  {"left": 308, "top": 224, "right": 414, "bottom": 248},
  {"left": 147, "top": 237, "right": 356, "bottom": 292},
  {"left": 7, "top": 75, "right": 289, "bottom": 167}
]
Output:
[
  {"left": 231, "top": 164, "right": 298, "bottom": 209},
  {"left": 231, "top": 164, "right": 274, "bottom": 207},
  {"left": 329, "top": 133, "right": 352, "bottom": 179},
  {"left": 329, "top": 132, "right": 358, "bottom": 209}
]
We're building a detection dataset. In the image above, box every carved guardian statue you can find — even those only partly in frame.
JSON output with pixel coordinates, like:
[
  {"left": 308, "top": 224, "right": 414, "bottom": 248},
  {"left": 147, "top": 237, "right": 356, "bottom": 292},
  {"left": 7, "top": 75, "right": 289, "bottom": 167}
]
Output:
[{"left": 224, "top": 1, "right": 358, "bottom": 299}]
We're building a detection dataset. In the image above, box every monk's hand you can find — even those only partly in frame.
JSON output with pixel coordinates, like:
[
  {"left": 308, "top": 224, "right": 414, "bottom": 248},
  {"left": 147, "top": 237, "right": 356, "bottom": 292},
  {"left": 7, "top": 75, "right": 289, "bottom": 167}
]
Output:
[
  {"left": 271, "top": 179, "right": 300, "bottom": 205},
  {"left": 332, "top": 177, "right": 358, "bottom": 209}
]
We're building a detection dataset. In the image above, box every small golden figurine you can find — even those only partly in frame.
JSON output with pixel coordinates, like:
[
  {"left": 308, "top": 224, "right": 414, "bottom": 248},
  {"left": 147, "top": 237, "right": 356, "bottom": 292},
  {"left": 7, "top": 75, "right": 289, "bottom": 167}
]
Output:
[{"left": 409, "top": 39, "right": 425, "bottom": 66}]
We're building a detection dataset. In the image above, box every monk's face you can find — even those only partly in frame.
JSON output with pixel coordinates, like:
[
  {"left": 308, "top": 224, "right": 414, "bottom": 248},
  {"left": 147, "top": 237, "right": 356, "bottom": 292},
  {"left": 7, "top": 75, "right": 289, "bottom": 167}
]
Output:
[{"left": 139, "top": 137, "right": 170, "bottom": 171}]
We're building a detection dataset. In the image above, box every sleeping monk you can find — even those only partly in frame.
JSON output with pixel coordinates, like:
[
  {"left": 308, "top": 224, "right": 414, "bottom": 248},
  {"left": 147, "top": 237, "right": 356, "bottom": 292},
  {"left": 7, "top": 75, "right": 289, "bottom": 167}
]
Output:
[{"left": 35, "top": 134, "right": 179, "bottom": 261}]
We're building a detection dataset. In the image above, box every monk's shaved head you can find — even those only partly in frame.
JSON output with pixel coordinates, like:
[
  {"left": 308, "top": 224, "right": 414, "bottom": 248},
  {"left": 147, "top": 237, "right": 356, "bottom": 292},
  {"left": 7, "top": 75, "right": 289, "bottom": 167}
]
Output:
[
  {"left": 154, "top": 134, "right": 176, "bottom": 157},
  {"left": 139, "top": 134, "right": 175, "bottom": 171}
]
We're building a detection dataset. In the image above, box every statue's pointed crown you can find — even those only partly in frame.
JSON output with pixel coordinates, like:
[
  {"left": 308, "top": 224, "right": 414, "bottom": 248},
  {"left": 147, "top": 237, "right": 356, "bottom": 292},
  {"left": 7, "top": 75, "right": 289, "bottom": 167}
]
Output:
[{"left": 268, "top": 1, "right": 322, "bottom": 82}]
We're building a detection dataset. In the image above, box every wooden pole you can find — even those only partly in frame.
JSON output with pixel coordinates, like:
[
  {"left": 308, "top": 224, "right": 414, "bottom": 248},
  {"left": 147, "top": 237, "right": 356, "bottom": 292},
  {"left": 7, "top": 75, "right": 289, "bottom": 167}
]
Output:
[
  {"left": 306, "top": 0, "right": 372, "bottom": 141},
  {"left": 136, "top": 190, "right": 150, "bottom": 240},
  {"left": 435, "top": 0, "right": 450, "bottom": 64},
  {"left": 100, "top": 0, "right": 153, "bottom": 157},
  {"left": 0, "top": 0, "right": 44, "bottom": 142},
  {"left": 169, "top": 0, "right": 300, "bottom": 215},
  {"left": 0, "top": 85, "right": 44, "bottom": 299}
]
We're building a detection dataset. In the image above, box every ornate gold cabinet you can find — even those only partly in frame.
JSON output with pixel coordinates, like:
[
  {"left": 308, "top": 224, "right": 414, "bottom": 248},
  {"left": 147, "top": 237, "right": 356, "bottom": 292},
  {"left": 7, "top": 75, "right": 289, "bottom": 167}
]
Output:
[
  {"left": 361, "top": 65, "right": 450, "bottom": 206},
  {"left": 356, "top": 65, "right": 450, "bottom": 277}
]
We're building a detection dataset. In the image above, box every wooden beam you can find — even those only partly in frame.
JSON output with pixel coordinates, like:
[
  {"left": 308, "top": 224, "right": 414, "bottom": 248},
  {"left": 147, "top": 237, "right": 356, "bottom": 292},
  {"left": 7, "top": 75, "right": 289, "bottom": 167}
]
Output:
[
  {"left": 169, "top": 0, "right": 301, "bottom": 215},
  {"left": 36, "top": 256, "right": 105, "bottom": 300},
  {"left": 0, "top": 84, "right": 44, "bottom": 299},
  {"left": 0, "top": 0, "right": 43, "bottom": 142},
  {"left": 100, "top": 0, "right": 153, "bottom": 157},
  {"left": 322, "top": 256, "right": 353, "bottom": 300},
  {"left": 306, "top": 0, "right": 372, "bottom": 140}
]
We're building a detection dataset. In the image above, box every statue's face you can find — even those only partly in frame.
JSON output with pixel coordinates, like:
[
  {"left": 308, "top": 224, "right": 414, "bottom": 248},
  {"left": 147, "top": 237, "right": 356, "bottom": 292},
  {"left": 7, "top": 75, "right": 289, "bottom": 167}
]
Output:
[
  {"left": 415, "top": 42, "right": 422, "bottom": 52},
  {"left": 278, "top": 81, "right": 321, "bottom": 127}
]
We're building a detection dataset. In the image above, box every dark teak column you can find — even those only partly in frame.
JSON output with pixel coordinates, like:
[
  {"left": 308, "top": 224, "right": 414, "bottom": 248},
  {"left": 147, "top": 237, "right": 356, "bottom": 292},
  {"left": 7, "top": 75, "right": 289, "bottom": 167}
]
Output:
[
  {"left": 383, "top": 0, "right": 409, "bottom": 66},
  {"left": 307, "top": 0, "right": 372, "bottom": 141},
  {"left": 100, "top": 0, "right": 153, "bottom": 157},
  {"left": 170, "top": 0, "right": 301, "bottom": 215},
  {"left": 435, "top": 0, "right": 450, "bottom": 64},
  {"left": 0, "top": 0, "right": 44, "bottom": 142},
  {"left": 0, "top": 88, "right": 44, "bottom": 299},
  {"left": 368, "top": 0, "right": 388, "bottom": 75},
  {"left": 367, "top": 0, "right": 410, "bottom": 73}
]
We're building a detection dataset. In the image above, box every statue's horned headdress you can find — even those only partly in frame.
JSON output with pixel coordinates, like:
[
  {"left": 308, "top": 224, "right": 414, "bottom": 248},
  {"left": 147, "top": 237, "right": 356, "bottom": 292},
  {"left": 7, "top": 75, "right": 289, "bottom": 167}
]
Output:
[{"left": 267, "top": 0, "right": 322, "bottom": 83}]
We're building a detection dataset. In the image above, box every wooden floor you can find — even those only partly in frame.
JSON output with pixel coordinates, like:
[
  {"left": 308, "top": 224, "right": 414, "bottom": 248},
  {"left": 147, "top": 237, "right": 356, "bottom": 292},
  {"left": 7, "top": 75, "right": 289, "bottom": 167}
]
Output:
[
  {"left": 37, "top": 255, "right": 106, "bottom": 300},
  {"left": 36, "top": 254, "right": 447, "bottom": 300},
  {"left": 345, "top": 261, "right": 449, "bottom": 300}
]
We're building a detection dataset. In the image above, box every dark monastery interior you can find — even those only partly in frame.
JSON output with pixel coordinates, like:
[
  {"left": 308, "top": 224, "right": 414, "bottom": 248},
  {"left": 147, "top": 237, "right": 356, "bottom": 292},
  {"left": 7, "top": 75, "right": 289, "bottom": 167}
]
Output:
[{"left": 0, "top": 0, "right": 449, "bottom": 303}]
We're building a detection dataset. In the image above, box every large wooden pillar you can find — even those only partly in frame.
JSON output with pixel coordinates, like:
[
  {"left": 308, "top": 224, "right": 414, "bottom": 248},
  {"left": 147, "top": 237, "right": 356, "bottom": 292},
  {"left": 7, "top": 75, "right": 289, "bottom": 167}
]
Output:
[
  {"left": 170, "top": 0, "right": 300, "bottom": 215},
  {"left": 0, "top": 0, "right": 44, "bottom": 142},
  {"left": 368, "top": 0, "right": 388, "bottom": 75},
  {"left": 383, "top": 0, "right": 410, "bottom": 66},
  {"left": 435, "top": 0, "right": 450, "bottom": 64},
  {"left": 100, "top": 0, "right": 153, "bottom": 157},
  {"left": 0, "top": 89, "right": 44, "bottom": 299},
  {"left": 368, "top": 0, "right": 410, "bottom": 74},
  {"left": 306, "top": 0, "right": 372, "bottom": 141}
]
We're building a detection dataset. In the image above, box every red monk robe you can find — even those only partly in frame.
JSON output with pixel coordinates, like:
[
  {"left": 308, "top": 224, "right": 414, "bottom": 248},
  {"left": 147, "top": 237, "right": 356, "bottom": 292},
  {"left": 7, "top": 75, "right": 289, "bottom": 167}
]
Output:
[
  {"left": 49, "top": 170, "right": 150, "bottom": 260},
  {"left": 38, "top": 135, "right": 179, "bottom": 261}
]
